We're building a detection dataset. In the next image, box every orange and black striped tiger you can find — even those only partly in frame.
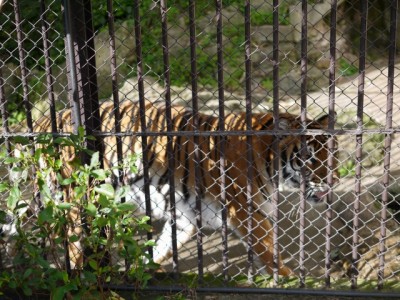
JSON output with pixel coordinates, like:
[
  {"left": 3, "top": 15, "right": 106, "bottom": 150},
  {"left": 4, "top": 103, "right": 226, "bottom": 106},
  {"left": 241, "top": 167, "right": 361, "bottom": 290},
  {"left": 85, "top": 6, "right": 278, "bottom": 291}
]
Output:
[{"left": 34, "top": 100, "right": 336, "bottom": 276}]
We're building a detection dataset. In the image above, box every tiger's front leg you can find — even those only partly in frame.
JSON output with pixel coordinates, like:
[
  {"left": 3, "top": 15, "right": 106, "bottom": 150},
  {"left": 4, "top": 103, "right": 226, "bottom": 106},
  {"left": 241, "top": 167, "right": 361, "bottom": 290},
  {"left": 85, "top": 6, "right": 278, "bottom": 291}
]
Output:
[
  {"left": 152, "top": 211, "right": 196, "bottom": 264},
  {"left": 230, "top": 207, "right": 293, "bottom": 276}
]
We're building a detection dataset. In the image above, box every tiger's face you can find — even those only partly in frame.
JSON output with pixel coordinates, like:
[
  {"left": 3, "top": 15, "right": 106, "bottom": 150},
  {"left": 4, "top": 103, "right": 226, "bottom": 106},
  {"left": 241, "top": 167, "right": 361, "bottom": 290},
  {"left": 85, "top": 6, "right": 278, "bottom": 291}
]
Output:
[
  {"left": 257, "top": 113, "right": 338, "bottom": 205},
  {"left": 280, "top": 133, "right": 337, "bottom": 204}
]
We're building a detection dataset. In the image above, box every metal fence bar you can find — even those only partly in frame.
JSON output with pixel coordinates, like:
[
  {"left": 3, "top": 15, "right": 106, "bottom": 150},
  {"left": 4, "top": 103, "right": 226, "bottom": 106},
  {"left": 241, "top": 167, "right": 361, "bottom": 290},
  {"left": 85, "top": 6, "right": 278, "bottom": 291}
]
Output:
[
  {"left": 160, "top": 0, "right": 179, "bottom": 276},
  {"left": 60, "top": 3, "right": 75, "bottom": 275},
  {"left": 119, "top": 285, "right": 400, "bottom": 298},
  {"left": 79, "top": 0, "right": 103, "bottom": 157},
  {"left": 1, "top": 1, "right": 400, "bottom": 295},
  {"left": 13, "top": 0, "right": 33, "bottom": 133},
  {"left": 272, "top": 0, "right": 281, "bottom": 285},
  {"left": 133, "top": 0, "right": 153, "bottom": 258},
  {"left": 106, "top": 0, "right": 123, "bottom": 186},
  {"left": 40, "top": 0, "right": 57, "bottom": 133},
  {"left": 352, "top": 0, "right": 368, "bottom": 289},
  {"left": 13, "top": 0, "right": 44, "bottom": 224},
  {"left": 0, "top": 66, "right": 11, "bottom": 155},
  {"left": 325, "top": 0, "right": 338, "bottom": 288},
  {"left": 378, "top": 0, "right": 398, "bottom": 289},
  {"left": 106, "top": 0, "right": 127, "bottom": 271},
  {"left": 299, "top": 0, "right": 308, "bottom": 287},
  {"left": 63, "top": 0, "right": 102, "bottom": 149},
  {"left": 4, "top": 128, "right": 399, "bottom": 139},
  {"left": 63, "top": 0, "right": 106, "bottom": 269},
  {"left": 215, "top": 0, "right": 229, "bottom": 284},
  {"left": 62, "top": 0, "right": 82, "bottom": 132},
  {"left": 188, "top": 0, "right": 204, "bottom": 284},
  {"left": 244, "top": 0, "right": 254, "bottom": 282}
]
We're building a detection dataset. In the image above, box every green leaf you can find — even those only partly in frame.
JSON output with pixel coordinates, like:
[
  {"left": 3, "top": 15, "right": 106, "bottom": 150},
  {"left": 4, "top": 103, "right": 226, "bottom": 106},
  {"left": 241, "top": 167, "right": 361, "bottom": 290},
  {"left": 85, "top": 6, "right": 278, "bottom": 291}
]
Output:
[
  {"left": 57, "top": 202, "right": 72, "bottom": 210},
  {"left": 86, "top": 203, "right": 97, "bottom": 217},
  {"left": 94, "top": 183, "right": 114, "bottom": 198},
  {"left": 22, "top": 286, "right": 33, "bottom": 296},
  {"left": 69, "top": 235, "right": 80, "bottom": 243},
  {"left": 54, "top": 137, "right": 69, "bottom": 145},
  {"left": 38, "top": 206, "right": 54, "bottom": 224},
  {"left": 91, "top": 169, "right": 107, "bottom": 180},
  {"left": 57, "top": 173, "right": 75, "bottom": 186},
  {"left": 86, "top": 134, "right": 96, "bottom": 141},
  {"left": 144, "top": 239, "right": 156, "bottom": 247},
  {"left": 90, "top": 151, "right": 99, "bottom": 168},
  {"left": 0, "top": 183, "right": 9, "bottom": 193},
  {"left": 52, "top": 287, "right": 67, "bottom": 300},
  {"left": 4, "top": 157, "right": 19, "bottom": 164},
  {"left": 78, "top": 126, "right": 85, "bottom": 139},
  {"left": 14, "top": 136, "right": 30, "bottom": 145},
  {"left": 115, "top": 185, "right": 129, "bottom": 200},
  {"left": 117, "top": 202, "right": 136, "bottom": 212},
  {"left": 94, "top": 216, "right": 108, "bottom": 227},
  {"left": 7, "top": 185, "right": 21, "bottom": 210},
  {"left": 88, "top": 259, "right": 98, "bottom": 271},
  {"left": 34, "top": 148, "right": 43, "bottom": 161},
  {"left": 23, "top": 268, "right": 33, "bottom": 279},
  {"left": 54, "top": 236, "right": 64, "bottom": 244},
  {"left": 73, "top": 186, "right": 85, "bottom": 199},
  {"left": 97, "top": 194, "right": 110, "bottom": 207}
]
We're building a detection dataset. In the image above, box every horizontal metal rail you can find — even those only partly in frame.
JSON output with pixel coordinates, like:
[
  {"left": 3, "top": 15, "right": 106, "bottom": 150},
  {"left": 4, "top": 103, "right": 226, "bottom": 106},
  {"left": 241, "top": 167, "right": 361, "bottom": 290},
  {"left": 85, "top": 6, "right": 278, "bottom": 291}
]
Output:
[
  {"left": 1, "top": 128, "right": 399, "bottom": 138},
  {"left": 105, "top": 285, "right": 400, "bottom": 298}
]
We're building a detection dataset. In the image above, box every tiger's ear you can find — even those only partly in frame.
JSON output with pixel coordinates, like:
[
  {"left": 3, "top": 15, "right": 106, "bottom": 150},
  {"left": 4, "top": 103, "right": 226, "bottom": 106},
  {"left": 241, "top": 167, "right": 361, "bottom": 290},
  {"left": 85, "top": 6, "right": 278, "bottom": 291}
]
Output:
[{"left": 316, "top": 113, "right": 336, "bottom": 128}]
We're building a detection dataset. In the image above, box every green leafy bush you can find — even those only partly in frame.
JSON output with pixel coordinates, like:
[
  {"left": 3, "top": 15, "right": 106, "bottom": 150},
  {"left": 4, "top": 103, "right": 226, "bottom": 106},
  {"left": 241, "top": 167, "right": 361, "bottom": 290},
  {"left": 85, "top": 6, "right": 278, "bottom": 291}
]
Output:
[{"left": 0, "top": 129, "right": 157, "bottom": 299}]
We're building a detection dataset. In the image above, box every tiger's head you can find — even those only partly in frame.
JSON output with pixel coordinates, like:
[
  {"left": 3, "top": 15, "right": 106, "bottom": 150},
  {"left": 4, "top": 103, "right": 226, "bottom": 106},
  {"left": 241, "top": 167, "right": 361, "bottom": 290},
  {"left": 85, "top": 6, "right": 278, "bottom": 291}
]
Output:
[{"left": 277, "top": 114, "right": 338, "bottom": 205}]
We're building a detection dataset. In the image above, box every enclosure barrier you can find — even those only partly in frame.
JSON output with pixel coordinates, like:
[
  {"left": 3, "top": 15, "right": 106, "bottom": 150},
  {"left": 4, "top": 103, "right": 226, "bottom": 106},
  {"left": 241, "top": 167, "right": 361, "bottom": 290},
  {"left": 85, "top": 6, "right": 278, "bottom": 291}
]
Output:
[{"left": 0, "top": 0, "right": 399, "bottom": 298}]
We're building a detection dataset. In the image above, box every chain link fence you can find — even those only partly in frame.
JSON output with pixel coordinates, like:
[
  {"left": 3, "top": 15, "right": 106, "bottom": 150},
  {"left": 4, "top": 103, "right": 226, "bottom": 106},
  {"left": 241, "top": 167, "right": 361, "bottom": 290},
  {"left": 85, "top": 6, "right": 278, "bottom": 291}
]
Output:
[{"left": 0, "top": 0, "right": 399, "bottom": 297}]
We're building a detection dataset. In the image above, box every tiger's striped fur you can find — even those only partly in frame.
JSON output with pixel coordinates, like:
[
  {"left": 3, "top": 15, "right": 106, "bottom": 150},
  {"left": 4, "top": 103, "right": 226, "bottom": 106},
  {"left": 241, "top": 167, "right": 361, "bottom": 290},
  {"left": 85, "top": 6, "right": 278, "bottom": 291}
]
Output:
[{"left": 35, "top": 100, "right": 336, "bottom": 276}]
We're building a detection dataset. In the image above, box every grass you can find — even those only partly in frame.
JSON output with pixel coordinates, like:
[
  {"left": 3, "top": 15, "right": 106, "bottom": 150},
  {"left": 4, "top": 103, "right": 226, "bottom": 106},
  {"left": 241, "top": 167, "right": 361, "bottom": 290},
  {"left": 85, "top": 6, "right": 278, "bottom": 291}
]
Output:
[
  {"left": 142, "top": 272, "right": 400, "bottom": 291},
  {"left": 111, "top": 272, "right": 400, "bottom": 299}
]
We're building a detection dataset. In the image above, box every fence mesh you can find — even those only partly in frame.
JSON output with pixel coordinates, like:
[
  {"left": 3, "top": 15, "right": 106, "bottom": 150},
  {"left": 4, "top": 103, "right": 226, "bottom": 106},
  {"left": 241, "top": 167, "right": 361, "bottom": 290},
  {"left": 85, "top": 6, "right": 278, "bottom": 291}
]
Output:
[{"left": 0, "top": 0, "right": 399, "bottom": 296}]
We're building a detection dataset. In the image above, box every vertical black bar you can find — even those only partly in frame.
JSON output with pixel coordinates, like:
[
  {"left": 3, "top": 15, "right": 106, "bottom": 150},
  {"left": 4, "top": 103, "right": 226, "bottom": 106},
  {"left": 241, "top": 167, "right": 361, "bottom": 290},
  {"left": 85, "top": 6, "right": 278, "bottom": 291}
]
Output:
[
  {"left": 244, "top": 0, "right": 254, "bottom": 282},
  {"left": 352, "top": 0, "right": 368, "bottom": 289},
  {"left": 216, "top": 0, "right": 228, "bottom": 284},
  {"left": 326, "top": 0, "right": 338, "bottom": 288},
  {"left": 80, "top": 0, "right": 102, "bottom": 157},
  {"left": 160, "top": 0, "right": 178, "bottom": 276},
  {"left": 60, "top": 0, "right": 76, "bottom": 276},
  {"left": 378, "top": 0, "right": 397, "bottom": 290},
  {"left": 13, "top": 0, "right": 33, "bottom": 133},
  {"left": 62, "top": 0, "right": 104, "bottom": 269},
  {"left": 133, "top": 0, "right": 153, "bottom": 258},
  {"left": 188, "top": 0, "right": 203, "bottom": 284},
  {"left": 299, "top": 0, "right": 308, "bottom": 288},
  {"left": 0, "top": 67, "right": 11, "bottom": 154},
  {"left": 106, "top": 0, "right": 123, "bottom": 187},
  {"left": 272, "top": 0, "right": 280, "bottom": 285},
  {"left": 0, "top": 64, "right": 10, "bottom": 271},
  {"left": 62, "top": 0, "right": 82, "bottom": 132},
  {"left": 39, "top": 1, "right": 58, "bottom": 262},
  {"left": 40, "top": 0, "right": 57, "bottom": 133},
  {"left": 107, "top": 0, "right": 126, "bottom": 271},
  {"left": 63, "top": 0, "right": 102, "bottom": 150},
  {"left": 13, "top": 0, "right": 43, "bottom": 215}
]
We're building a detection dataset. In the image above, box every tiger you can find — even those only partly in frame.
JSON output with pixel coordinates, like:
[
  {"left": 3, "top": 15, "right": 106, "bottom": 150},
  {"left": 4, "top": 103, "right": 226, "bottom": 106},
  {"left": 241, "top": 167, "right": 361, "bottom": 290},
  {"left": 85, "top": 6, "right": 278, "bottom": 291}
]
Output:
[{"left": 31, "top": 99, "right": 336, "bottom": 276}]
